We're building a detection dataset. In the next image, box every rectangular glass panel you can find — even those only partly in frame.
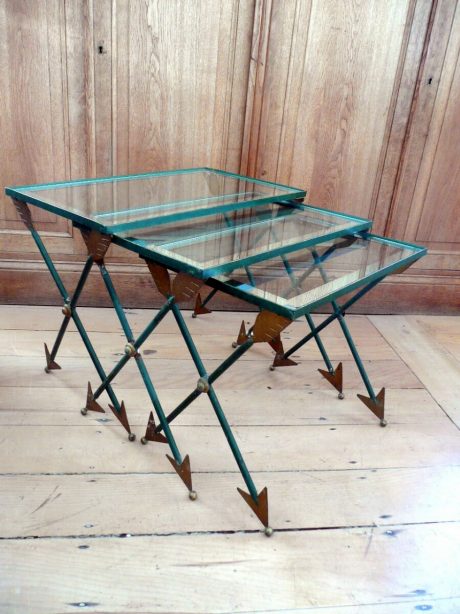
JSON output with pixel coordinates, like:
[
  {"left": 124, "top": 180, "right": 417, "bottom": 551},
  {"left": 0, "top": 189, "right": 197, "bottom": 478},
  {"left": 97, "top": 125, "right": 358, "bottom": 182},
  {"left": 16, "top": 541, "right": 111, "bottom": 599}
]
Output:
[
  {"left": 213, "top": 235, "right": 424, "bottom": 316},
  {"left": 121, "top": 202, "right": 369, "bottom": 274},
  {"left": 8, "top": 168, "right": 305, "bottom": 231}
]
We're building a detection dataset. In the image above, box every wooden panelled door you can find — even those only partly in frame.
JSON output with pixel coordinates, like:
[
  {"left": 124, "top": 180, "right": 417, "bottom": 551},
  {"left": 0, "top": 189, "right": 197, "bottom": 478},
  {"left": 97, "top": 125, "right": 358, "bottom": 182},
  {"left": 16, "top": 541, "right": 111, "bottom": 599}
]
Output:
[{"left": 0, "top": 0, "right": 458, "bottom": 312}]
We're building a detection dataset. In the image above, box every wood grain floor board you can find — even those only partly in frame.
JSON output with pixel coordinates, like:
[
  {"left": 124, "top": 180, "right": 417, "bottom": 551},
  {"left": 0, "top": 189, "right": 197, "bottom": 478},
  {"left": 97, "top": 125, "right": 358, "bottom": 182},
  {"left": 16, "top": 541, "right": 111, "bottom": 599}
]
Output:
[{"left": 0, "top": 308, "right": 459, "bottom": 613}]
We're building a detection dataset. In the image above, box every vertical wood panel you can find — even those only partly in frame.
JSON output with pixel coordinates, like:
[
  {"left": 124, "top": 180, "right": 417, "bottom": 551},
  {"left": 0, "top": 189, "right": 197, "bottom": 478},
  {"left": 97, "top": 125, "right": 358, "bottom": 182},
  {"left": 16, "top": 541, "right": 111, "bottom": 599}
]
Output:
[
  {"left": 244, "top": 0, "right": 413, "bottom": 220},
  {"left": 113, "top": 0, "right": 255, "bottom": 175},
  {"left": 383, "top": 0, "right": 460, "bottom": 277},
  {"left": 0, "top": 0, "right": 69, "bottom": 237}
]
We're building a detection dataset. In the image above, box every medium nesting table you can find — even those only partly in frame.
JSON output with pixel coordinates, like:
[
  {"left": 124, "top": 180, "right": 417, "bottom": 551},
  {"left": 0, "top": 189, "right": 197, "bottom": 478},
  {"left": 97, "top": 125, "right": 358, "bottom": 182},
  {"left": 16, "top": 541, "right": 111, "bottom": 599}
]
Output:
[{"left": 6, "top": 168, "right": 426, "bottom": 535}]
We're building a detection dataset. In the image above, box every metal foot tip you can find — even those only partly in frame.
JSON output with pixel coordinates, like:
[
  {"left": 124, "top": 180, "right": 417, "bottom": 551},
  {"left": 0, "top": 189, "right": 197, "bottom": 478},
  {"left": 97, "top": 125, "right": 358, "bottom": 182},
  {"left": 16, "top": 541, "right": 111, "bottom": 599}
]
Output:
[
  {"left": 231, "top": 341, "right": 238, "bottom": 348},
  {"left": 140, "top": 437, "right": 148, "bottom": 445},
  {"left": 128, "top": 433, "right": 136, "bottom": 442},
  {"left": 44, "top": 367, "right": 50, "bottom": 374},
  {"left": 338, "top": 392, "right": 345, "bottom": 400},
  {"left": 380, "top": 419, "right": 387, "bottom": 427},
  {"left": 264, "top": 526, "right": 274, "bottom": 537},
  {"left": 81, "top": 408, "right": 88, "bottom": 416},
  {"left": 192, "top": 313, "right": 197, "bottom": 318},
  {"left": 269, "top": 365, "right": 275, "bottom": 371},
  {"left": 189, "top": 490, "right": 198, "bottom": 501}
]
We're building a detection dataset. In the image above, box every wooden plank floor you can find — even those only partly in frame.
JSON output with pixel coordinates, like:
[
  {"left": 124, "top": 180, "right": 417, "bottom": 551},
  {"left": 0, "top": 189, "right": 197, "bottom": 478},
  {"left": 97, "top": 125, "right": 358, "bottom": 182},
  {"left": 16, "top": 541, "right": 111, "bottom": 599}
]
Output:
[{"left": 0, "top": 305, "right": 459, "bottom": 614}]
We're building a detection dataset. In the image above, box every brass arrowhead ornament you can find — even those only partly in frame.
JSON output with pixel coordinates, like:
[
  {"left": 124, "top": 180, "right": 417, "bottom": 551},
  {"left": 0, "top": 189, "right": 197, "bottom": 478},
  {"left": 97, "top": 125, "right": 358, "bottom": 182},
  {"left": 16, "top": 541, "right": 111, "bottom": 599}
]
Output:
[
  {"left": 318, "top": 362, "right": 343, "bottom": 393},
  {"left": 85, "top": 382, "right": 105, "bottom": 413},
  {"left": 145, "top": 261, "right": 171, "bottom": 297},
  {"left": 253, "top": 310, "right": 292, "bottom": 343},
  {"left": 237, "top": 486, "right": 269, "bottom": 528},
  {"left": 357, "top": 387, "right": 386, "bottom": 421},
  {"left": 235, "top": 320, "right": 249, "bottom": 345},
  {"left": 193, "top": 293, "right": 212, "bottom": 316},
  {"left": 44, "top": 343, "right": 61, "bottom": 371},
  {"left": 269, "top": 335, "right": 297, "bottom": 367},
  {"left": 272, "top": 354, "right": 298, "bottom": 367},
  {"left": 108, "top": 400, "right": 132, "bottom": 434},
  {"left": 172, "top": 272, "right": 203, "bottom": 303},
  {"left": 166, "top": 454, "right": 193, "bottom": 491},
  {"left": 143, "top": 411, "right": 167, "bottom": 443}
]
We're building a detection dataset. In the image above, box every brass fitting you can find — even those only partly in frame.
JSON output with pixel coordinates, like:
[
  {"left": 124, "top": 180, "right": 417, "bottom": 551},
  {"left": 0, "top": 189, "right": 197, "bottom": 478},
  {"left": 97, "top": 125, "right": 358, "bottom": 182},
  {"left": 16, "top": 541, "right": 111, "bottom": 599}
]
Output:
[
  {"left": 62, "top": 303, "right": 72, "bottom": 318},
  {"left": 124, "top": 342, "right": 137, "bottom": 357},
  {"left": 196, "top": 377, "right": 209, "bottom": 393}
]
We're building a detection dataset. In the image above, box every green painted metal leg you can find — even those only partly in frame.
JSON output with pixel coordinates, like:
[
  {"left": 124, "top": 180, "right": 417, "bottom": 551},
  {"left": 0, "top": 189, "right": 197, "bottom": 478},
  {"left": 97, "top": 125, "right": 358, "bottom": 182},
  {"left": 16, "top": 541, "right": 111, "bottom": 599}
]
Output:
[
  {"left": 283, "top": 279, "right": 381, "bottom": 359},
  {"left": 170, "top": 303, "right": 270, "bottom": 531},
  {"left": 92, "top": 297, "right": 174, "bottom": 400},
  {"left": 311, "top": 248, "right": 386, "bottom": 426},
  {"left": 26, "top": 221, "right": 125, "bottom": 419},
  {"left": 97, "top": 263, "right": 186, "bottom": 464},
  {"left": 45, "top": 256, "right": 94, "bottom": 371}
]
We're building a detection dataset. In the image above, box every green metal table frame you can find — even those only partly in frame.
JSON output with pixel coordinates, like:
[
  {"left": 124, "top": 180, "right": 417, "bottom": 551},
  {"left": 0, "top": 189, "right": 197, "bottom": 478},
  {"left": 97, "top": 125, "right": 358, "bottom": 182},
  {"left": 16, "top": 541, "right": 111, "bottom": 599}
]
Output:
[{"left": 7, "top": 168, "right": 426, "bottom": 536}]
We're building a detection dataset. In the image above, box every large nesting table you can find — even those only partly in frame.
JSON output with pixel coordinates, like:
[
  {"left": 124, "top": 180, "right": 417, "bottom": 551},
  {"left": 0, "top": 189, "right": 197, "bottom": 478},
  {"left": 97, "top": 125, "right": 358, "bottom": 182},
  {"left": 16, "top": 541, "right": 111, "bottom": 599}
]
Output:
[{"left": 6, "top": 168, "right": 426, "bottom": 535}]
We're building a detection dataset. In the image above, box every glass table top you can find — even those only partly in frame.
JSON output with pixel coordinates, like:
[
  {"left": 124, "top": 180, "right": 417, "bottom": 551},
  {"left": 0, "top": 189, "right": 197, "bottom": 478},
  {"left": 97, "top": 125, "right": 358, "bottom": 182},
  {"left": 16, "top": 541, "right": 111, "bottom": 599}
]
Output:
[
  {"left": 210, "top": 234, "right": 426, "bottom": 319},
  {"left": 6, "top": 168, "right": 306, "bottom": 233},
  {"left": 118, "top": 201, "right": 371, "bottom": 277},
  {"left": 5, "top": 168, "right": 426, "bottom": 316}
]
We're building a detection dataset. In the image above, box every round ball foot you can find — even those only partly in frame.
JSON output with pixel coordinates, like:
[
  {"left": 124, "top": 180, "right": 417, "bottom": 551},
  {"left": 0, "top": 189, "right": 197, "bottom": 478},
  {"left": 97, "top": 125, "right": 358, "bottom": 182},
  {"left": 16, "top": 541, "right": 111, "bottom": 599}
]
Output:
[
  {"left": 44, "top": 367, "right": 50, "bottom": 374},
  {"left": 192, "top": 313, "right": 197, "bottom": 319},
  {"left": 264, "top": 526, "right": 274, "bottom": 537},
  {"left": 128, "top": 433, "right": 136, "bottom": 442},
  {"left": 338, "top": 392, "right": 345, "bottom": 400},
  {"left": 380, "top": 419, "right": 387, "bottom": 428},
  {"left": 81, "top": 407, "right": 88, "bottom": 416},
  {"left": 231, "top": 341, "right": 238, "bottom": 349},
  {"left": 140, "top": 436, "right": 148, "bottom": 445},
  {"left": 189, "top": 490, "right": 198, "bottom": 501},
  {"left": 269, "top": 365, "right": 275, "bottom": 371}
]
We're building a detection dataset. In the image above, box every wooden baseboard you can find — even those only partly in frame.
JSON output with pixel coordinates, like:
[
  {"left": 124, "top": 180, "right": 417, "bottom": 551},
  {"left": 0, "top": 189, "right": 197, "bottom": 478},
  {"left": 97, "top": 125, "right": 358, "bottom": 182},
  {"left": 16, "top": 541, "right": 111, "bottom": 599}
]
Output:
[{"left": 0, "top": 260, "right": 459, "bottom": 314}]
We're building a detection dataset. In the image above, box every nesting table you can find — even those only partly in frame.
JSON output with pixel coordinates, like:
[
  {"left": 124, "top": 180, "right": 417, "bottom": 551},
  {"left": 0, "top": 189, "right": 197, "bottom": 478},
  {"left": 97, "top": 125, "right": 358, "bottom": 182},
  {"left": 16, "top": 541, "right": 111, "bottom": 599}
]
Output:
[{"left": 6, "top": 168, "right": 426, "bottom": 535}]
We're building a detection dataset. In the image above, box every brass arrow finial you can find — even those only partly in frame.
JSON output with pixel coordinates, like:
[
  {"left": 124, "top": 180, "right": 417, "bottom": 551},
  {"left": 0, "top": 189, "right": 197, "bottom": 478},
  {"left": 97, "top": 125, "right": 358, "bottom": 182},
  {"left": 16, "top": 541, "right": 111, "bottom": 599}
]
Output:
[
  {"left": 357, "top": 387, "right": 386, "bottom": 426},
  {"left": 237, "top": 486, "right": 272, "bottom": 536},
  {"left": 44, "top": 343, "right": 61, "bottom": 373},
  {"left": 141, "top": 411, "right": 168, "bottom": 445},
  {"left": 82, "top": 382, "right": 105, "bottom": 414},
  {"left": 193, "top": 293, "right": 212, "bottom": 316},
  {"left": 318, "top": 362, "right": 343, "bottom": 394},
  {"left": 109, "top": 401, "right": 135, "bottom": 440},
  {"left": 166, "top": 454, "right": 197, "bottom": 499}
]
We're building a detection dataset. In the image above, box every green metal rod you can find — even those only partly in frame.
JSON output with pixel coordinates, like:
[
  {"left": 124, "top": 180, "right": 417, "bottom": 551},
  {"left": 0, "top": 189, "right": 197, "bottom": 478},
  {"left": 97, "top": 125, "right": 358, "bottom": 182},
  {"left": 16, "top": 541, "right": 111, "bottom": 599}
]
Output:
[
  {"left": 283, "top": 278, "right": 381, "bottom": 359},
  {"left": 207, "top": 386, "right": 259, "bottom": 502},
  {"left": 155, "top": 334, "right": 253, "bottom": 437},
  {"left": 208, "top": 339, "right": 253, "bottom": 385},
  {"left": 93, "top": 297, "right": 173, "bottom": 399},
  {"left": 135, "top": 355, "right": 182, "bottom": 463},
  {"left": 305, "top": 312, "right": 334, "bottom": 373},
  {"left": 31, "top": 228, "right": 68, "bottom": 301},
  {"left": 276, "top": 241, "right": 334, "bottom": 374},
  {"left": 135, "top": 297, "right": 174, "bottom": 349},
  {"left": 49, "top": 316, "right": 71, "bottom": 362},
  {"left": 49, "top": 256, "right": 95, "bottom": 362},
  {"left": 71, "top": 256, "right": 94, "bottom": 307},
  {"left": 98, "top": 263, "right": 182, "bottom": 463},
  {"left": 200, "top": 287, "right": 218, "bottom": 309},
  {"left": 310, "top": 248, "right": 377, "bottom": 401},
  {"left": 170, "top": 303, "right": 259, "bottom": 502},
  {"left": 71, "top": 309, "right": 121, "bottom": 412},
  {"left": 29, "top": 225, "right": 123, "bottom": 412},
  {"left": 334, "top": 304, "right": 376, "bottom": 401}
]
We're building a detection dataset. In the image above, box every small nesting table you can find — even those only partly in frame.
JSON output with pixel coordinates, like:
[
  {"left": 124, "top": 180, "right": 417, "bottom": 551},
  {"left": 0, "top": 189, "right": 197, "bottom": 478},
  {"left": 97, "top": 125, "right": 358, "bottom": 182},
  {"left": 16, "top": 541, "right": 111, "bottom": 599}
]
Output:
[{"left": 6, "top": 168, "right": 426, "bottom": 535}]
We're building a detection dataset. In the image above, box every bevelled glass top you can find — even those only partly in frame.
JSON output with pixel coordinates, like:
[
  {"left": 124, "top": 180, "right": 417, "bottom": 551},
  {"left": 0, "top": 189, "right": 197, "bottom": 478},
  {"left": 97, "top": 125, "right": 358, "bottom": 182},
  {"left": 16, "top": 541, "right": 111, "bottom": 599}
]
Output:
[
  {"left": 7, "top": 168, "right": 306, "bottom": 232},
  {"left": 120, "top": 201, "right": 370, "bottom": 276},
  {"left": 212, "top": 235, "right": 425, "bottom": 318}
]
